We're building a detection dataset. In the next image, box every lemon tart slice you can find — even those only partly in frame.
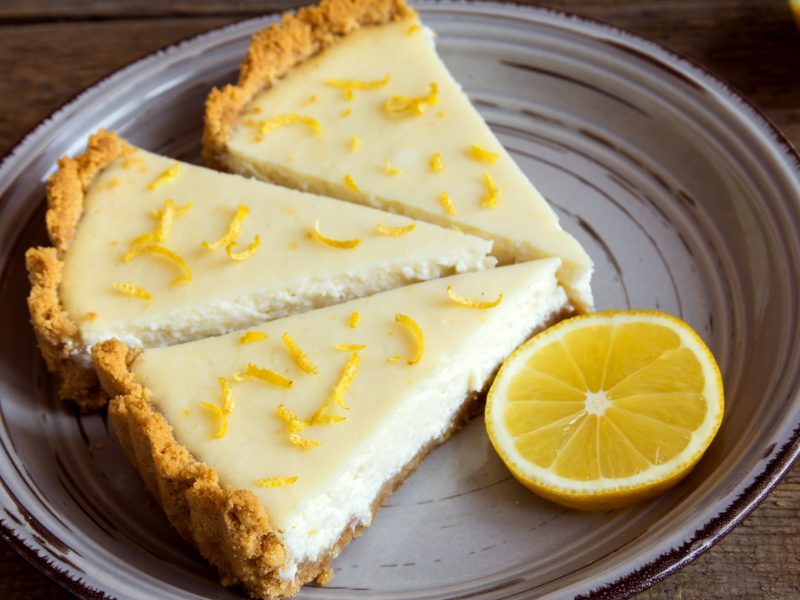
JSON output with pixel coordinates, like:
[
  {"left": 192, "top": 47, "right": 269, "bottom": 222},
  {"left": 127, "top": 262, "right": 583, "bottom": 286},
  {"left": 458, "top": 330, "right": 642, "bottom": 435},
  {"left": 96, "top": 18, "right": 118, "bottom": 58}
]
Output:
[
  {"left": 27, "top": 131, "right": 493, "bottom": 409},
  {"left": 204, "top": 0, "right": 593, "bottom": 311},
  {"left": 94, "top": 258, "right": 568, "bottom": 599}
]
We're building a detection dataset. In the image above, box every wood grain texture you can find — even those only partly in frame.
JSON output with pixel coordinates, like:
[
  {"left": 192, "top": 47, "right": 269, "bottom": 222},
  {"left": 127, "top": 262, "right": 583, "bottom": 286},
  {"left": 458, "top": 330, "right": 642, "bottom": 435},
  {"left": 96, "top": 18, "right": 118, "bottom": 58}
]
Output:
[{"left": 0, "top": 1, "right": 798, "bottom": 598}]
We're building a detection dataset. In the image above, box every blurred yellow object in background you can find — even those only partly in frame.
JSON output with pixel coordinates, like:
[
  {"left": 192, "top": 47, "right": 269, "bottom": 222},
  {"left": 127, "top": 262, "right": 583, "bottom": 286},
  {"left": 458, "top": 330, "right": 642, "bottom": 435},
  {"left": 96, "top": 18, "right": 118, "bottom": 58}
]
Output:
[{"left": 792, "top": 0, "right": 800, "bottom": 29}]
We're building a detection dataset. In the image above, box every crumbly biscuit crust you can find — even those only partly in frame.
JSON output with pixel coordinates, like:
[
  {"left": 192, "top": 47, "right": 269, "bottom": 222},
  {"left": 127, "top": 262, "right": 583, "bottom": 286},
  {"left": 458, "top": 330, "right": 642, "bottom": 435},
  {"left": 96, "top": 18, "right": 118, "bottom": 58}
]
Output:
[
  {"left": 93, "top": 338, "right": 476, "bottom": 599},
  {"left": 26, "top": 130, "right": 126, "bottom": 410},
  {"left": 203, "top": 0, "right": 414, "bottom": 169}
]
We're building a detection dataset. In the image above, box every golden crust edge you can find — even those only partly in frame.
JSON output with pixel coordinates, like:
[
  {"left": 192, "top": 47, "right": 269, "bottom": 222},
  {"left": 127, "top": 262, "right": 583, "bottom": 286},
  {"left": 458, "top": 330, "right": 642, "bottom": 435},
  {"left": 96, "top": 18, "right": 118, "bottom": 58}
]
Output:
[
  {"left": 202, "top": 0, "right": 415, "bottom": 170},
  {"left": 92, "top": 337, "right": 480, "bottom": 599},
  {"left": 26, "top": 130, "right": 127, "bottom": 411}
]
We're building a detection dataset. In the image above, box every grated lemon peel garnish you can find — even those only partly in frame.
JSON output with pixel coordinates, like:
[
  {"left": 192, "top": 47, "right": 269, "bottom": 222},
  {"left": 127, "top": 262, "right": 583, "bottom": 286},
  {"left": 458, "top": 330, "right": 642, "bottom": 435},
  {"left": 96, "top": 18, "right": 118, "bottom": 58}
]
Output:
[
  {"left": 430, "top": 152, "right": 444, "bottom": 172},
  {"left": 349, "top": 312, "right": 360, "bottom": 328},
  {"left": 482, "top": 171, "right": 502, "bottom": 208},
  {"left": 123, "top": 244, "right": 192, "bottom": 284},
  {"left": 446, "top": 285, "right": 503, "bottom": 309},
  {"left": 383, "top": 161, "right": 402, "bottom": 176},
  {"left": 277, "top": 404, "right": 308, "bottom": 434},
  {"left": 113, "top": 282, "right": 152, "bottom": 300},
  {"left": 311, "top": 220, "right": 362, "bottom": 249},
  {"left": 233, "top": 363, "right": 293, "bottom": 388},
  {"left": 239, "top": 331, "right": 267, "bottom": 344},
  {"left": 258, "top": 114, "right": 321, "bottom": 137},
  {"left": 470, "top": 144, "right": 500, "bottom": 165},
  {"left": 349, "top": 136, "right": 362, "bottom": 153},
  {"left": 407, "top": 23, "right": 421, "bottom": 35},
  {"left": 226, "top": 235, "right": 261, "bottom": 261},
  {"left": 311, "top": 352, "right": 360, "bottom": 423},
  {"left": 343, "top": 174, "right": 360, "bottom": 192},
  {"left": 377, "top": 223, "right": 415, "bottom": 236},
  {"left": 203, "top": 205, "right": 250, "bottom": 251},
  {"left": 217, "top": 377, "right": 235, "bottom": 413},
  {"left": 386, "top": 354, "right": 402, "bottom": 364},
  {"left": 150, "top": 200, "right": 191, "bottom": 219},
  {"left": 395, "top": 314, "right": 424, "bottom": 365},
  {"left": 148, "top": 163, "right": 180, "bottom": 190},
  {"left": 256, "top": 476, "right": 298, "bottom": 488},
  {"left": 326, "top": 74, "right": 390, "bottom": 100},
  {"left": 439, "top": 192, "right": 457, "bottom": 216},
  {"left": 385, "top": 83, "right": 438, "bottom": 117},
  {"left": 199, "top": 402, "right": 228, "bottom": 438},
  {"left": 289, "top": 434, "right": 320, "bottom": 449},
  {"left": 132, "top": 199, "right": 191, "bottom": 249},
  {"left": 334, "top": 343, "right": 366, "bottom": 351},
  {"left": 341, "top": 108, "right": 352, "bottom": 118},
  {"left": 282, "top": 333, "right": 318, "bottom": 374}
]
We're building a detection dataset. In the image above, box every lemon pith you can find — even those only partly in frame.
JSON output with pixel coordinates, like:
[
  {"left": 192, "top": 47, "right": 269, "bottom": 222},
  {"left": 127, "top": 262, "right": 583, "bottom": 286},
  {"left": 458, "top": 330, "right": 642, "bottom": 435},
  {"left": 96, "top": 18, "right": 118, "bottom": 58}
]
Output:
[{"left": 486, "top": 310, "right": 724, "bottom": 510}]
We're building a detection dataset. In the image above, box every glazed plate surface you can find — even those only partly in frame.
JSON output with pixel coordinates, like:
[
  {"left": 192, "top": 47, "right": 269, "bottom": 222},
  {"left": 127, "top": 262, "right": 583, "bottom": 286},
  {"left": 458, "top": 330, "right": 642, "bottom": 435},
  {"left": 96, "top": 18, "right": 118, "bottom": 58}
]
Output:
[{"left": 0, "top": 2, "right": 799, "bottom": 598}]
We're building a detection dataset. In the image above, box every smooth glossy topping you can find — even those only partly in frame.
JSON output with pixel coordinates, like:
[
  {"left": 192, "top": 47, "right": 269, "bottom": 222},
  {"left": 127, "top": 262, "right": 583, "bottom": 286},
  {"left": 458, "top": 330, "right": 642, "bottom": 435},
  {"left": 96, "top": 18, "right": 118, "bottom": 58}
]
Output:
[
  {"left": 311, "top": 220, "right": 362, "bottom": 249},
  {"left": 470, "top": 144, "right": 500, "bottom": 165},
  {"left": 349, "top": 136, "right": 362, "bottom": 152},
  {"left": 439, "top": 191, "right": 457, "bottom": 215},
  {"left": 112, "top": 282, "right": 152, "bottom": 301},
  {"left": 482, "top": 171, "right": 501, "bottom": 209},
  {"left": 334, "top": 343, "right": 366, "bottom": 351},
  {"left": 147, "top": 163, "right": 180, "bottom": 190},
  {"left": 233, "top": 363, "right": 293, "bottom": 388},
  {"left": 282, "top": 333, "right": 318, "bottom": 374},
  {"left": 349, "top": 312, "right": 360, "bottom": 328},
  {"left": 226, "top": 235, "right": 261, "bottom": 261},
  {"left": 255, "top": 476, "right": 298, "bottom": 488},
  {"left": 239, "top": 331, "right": 267, "bottom": 344},
  {"left": 258, "top": 114, "right": 321, "bottom": 137},
  {"left": 383, "top": 161, "right": 402, "bottom": 176},
  {"left": 198, "top": 402, "right": 228, "bottom": 438},
  {"left": 385, "top": 83, "right": 438, "bottom": 117},
  {"left": 344, "top": 174, "right": 360, "bottom": 192},
  {"left": 446, "top": 285, "right": 503, "bottom": 309},
  {"left": 123, "top": 244, "right": 191, "bottom": 284},
  {"left": 325, "top": 74, "right": 391, "bottom": 100},
  {"left": 377, "top": 223, "right": 415, "bottom": 236},
  {"left": 430, "top": 152, "right": 444, "bottom": 172},
  {"left": 203, "top": 205, "right": 250, "bottom": 251},
  {"left": 395, "top": 314, "right": 424, "bottom": 365}
]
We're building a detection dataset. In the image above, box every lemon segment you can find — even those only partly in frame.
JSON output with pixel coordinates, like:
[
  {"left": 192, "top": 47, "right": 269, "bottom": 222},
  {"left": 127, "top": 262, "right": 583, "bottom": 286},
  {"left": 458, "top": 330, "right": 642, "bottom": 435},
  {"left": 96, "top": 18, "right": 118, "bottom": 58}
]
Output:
[{"left": 486, "top": 310, "right": 724, "bottom": 510}]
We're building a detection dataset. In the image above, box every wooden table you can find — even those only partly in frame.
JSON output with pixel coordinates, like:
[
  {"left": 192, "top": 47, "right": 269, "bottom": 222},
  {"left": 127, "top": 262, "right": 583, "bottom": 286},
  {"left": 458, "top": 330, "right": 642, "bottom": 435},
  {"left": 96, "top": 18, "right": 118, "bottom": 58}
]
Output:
[{"left": 0, "top": 1, "right": 798, "bottom": 597}]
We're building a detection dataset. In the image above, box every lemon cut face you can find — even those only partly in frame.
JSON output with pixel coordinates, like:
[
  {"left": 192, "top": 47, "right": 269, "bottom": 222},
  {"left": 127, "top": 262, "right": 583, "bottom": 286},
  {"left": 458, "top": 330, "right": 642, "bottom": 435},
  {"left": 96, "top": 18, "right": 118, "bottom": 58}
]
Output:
[{"left": 486, "top": 311, "right": 724, "bottom": 510}]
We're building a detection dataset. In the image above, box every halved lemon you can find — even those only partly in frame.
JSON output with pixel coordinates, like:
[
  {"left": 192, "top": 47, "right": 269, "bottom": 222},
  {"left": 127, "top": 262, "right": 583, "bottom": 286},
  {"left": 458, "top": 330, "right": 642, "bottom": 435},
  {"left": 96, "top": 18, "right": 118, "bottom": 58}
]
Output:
[{"left": 486, "top": 310, "right": 724, "bottom": 510}]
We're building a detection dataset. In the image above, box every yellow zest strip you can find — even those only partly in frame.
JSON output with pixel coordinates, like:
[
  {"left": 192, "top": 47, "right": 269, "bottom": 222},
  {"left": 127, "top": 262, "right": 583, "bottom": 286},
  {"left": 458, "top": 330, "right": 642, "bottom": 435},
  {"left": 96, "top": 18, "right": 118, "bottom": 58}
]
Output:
[
  {"left": 334, "top": 343, "right": 366, "bottom": 351},
  {"left": 377, "top": 223, "right": 415, "bottom": 236},
  {"left": 407, "top": 23, "right": 421, "bottom": 35},
  {"left": 386, "top": 354, "right": 402, "bottom": 364},
  {"left": 239, "top": 332, "right": 267, "bottom": 344},
  {"left": 218, "top": 377, "right": 235, "bottom": 413},
  {"left": 277, "top": 404, "right": 308, "bottom": 434},
  {"left": 311, "top": 221, "right": 362, "bottom": 249},
  {"left": 256, "top": 476, "right": 298, "bottom": 488},
  {"left": 123, "top": 244, "right": 192, "bottom": 284},
  {"left": 289, "top": 434, "right": 320, "bottom": 449},
  {"left": 341, "top": 109, "right": 352, "bottom": 118},
  {"left": 344, "top": 174, "right": 360, "bottom": 192},
  {"left": 203, "top": 205, "right": 249, "bottom": 251},
  {"left": 385, "top": 83, "right": 438, "bottom": 117},
  {"left": 199, "top": 402, "right": 228, "bottom": 438},
  {"left": 258, "top": 114, "right": 321, "bottom": 137},
  {"left": 470, "top": 144, "right": 500, "bottom": 165},
  {"left": 482, "top": 171, "right": 501, "bottom": 208},
  {"left": 113, "top": 282, "right": 151, "bottom": 301},
  {"left": 282, "top": 333, "right": 318, "bottom": 374},
  {"left": 349, "top": 136, "right": 362, "bottom": 152},
  {"left": 383, "top": 161, "right": 402, "bottom": 176},
  {"left": 150, "top": 200, "right": 191, "bottom": 218},
  {"left": 147, "top": 163, "right": 180, "bottom": 190},
  {"left": 324, "top": 352, "right": 360, "bottom": 414},
  {"left": 446, "top": 285, "right": 503, "bottom": 309},
  {"left": 439, "top": 192, "right": 457, "bottom": 216},
  {"left": 395, "top": 314, "right": 424, "bottom": 365},
  {"left": 226, "top": 235, "right": 261, "bottom": 261},
  {"left": 349, "top": 312, "right": 360, "bottom": 329},
  {"left": 325, "top": 74, "right": 391, "bottom": 100},
  {"left": 233, "top": 363, "right": 293, "bottom": 388},
  {"left": 430, "top": 152, "right": 444, "bottom": 172}
]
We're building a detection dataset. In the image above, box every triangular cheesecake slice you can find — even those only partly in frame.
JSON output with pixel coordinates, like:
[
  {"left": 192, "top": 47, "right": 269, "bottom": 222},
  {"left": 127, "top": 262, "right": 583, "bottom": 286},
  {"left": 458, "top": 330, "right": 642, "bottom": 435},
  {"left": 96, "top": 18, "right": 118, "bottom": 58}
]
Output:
[
  {"left": 27, "top": 131, "right": 493, "bottom": 409},
  {"left": 204, "top": 0, "right": 593, "bottom": 311},
  {"left": 95, "top": 259, "right": 568, "bottom": 599}
]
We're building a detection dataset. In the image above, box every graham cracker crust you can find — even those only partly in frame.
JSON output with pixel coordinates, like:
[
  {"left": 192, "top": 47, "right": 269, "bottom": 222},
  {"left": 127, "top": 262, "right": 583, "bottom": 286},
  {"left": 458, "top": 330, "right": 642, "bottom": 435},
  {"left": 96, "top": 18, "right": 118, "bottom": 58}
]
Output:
[
  {"left": 93, "top": 337, "right": 480, "bottom": 599},
  {"left": 202, "top": 0, "right": 414, "bottom": 170},
  {"left": 26, "top": 130, "right": 128, "bottom": 411}
]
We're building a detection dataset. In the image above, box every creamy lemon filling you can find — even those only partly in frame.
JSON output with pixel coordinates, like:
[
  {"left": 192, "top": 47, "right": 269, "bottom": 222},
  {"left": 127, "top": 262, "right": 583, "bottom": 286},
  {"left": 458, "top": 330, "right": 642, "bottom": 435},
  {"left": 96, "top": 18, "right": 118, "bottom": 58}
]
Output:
[
  {"left": 60, "top": 148, "right": 494, "bottom": 357},
  {"left": 222, "top": 17, "right": 593, "bottom": 310},
  {"left": 131, "top": 259, "right": 568, "bottom": 578}
]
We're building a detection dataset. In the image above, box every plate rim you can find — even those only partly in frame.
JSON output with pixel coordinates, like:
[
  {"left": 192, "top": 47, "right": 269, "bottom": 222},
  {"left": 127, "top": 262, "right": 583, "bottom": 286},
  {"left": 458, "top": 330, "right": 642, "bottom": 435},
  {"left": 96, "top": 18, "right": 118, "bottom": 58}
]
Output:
[{"left": 0, "top": 1, "right": 798, "bottom": 598}]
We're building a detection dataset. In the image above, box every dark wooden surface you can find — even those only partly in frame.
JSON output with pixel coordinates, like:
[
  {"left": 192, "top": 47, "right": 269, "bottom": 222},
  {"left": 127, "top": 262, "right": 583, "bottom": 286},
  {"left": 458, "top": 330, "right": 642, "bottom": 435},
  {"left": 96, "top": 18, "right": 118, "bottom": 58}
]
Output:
[{"left": 0, "top": 1, "right": 798, "bottom": 598}]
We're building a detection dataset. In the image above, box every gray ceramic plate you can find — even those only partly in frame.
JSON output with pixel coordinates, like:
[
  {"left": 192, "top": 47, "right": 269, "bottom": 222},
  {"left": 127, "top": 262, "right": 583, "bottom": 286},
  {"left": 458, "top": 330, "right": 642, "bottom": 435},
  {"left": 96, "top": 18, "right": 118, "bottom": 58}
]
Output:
[{"left": 1, "top": 2, "right": 799, "bottom": 598}]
